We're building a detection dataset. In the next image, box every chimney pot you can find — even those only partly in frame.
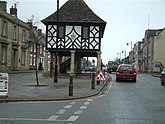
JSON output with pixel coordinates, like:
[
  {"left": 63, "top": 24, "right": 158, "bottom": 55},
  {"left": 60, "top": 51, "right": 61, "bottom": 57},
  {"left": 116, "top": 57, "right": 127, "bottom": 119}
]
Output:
[
  {"left": 0, "top": 1, "right": 7, "bottom": 11},
  {"left": 10, "top": 4, "right": 17, "bottom": 17}
]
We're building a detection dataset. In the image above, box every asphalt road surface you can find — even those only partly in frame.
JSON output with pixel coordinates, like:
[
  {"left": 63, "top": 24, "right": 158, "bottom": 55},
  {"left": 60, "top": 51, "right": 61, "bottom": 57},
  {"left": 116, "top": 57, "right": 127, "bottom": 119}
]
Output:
[{"left": 0, "top": 73, "right": 165, "bottom": 124}]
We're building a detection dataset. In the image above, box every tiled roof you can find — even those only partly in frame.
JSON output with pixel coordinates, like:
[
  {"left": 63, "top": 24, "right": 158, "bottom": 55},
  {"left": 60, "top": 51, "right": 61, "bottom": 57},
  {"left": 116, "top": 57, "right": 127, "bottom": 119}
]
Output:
[{"left": 42, "top": 0, "right": 106, "bottom": 25}]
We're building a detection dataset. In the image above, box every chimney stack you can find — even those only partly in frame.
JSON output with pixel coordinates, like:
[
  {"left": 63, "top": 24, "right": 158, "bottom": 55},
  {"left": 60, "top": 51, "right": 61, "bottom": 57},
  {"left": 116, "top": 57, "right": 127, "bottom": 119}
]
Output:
[
  {"left": 10, "top": 3, "right": 17, "bottom": 17},
  {"left": 0, "top": 1, "right": 7, "bottom": 11}
]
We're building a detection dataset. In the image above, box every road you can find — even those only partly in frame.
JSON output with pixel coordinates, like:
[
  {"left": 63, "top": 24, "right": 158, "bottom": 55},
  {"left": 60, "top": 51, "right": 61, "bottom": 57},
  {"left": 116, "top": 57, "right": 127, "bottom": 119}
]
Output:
[{"left": 0, "top": 73, "right": 165, "bottom": 124}]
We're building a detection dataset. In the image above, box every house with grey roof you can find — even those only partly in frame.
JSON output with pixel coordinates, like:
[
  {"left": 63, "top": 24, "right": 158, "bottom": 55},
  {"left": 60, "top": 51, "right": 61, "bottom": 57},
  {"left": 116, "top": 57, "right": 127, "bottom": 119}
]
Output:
[{"left": 42, "top": 0, "right": 106, "bottom": 76}]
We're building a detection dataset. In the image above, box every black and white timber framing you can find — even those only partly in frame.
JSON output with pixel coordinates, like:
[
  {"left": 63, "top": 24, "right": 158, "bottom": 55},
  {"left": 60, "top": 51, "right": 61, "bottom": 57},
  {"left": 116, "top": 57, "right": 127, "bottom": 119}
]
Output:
[{"left": 42, "top": 0, "right": 106, "bottom": 57}]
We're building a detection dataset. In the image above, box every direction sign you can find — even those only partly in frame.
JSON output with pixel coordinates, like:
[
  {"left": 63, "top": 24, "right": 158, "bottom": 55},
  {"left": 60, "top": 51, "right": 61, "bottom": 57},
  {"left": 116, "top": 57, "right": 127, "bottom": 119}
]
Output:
[
  {"left": 95, "top": 70, "right": 107, "bottom": 82},
  {"left": 0, "top": 73, "right": 8, "bottom": 97}
]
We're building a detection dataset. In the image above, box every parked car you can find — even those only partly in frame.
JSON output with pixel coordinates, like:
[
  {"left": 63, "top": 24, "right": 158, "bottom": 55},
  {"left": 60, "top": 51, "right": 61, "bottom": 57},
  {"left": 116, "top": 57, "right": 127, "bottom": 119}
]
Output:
[
  {"left": 116, "top": 64, "right": 137, "bottom": 82},
  {"left": 161, "top": 68, "right": 165, "bottom": 85}
]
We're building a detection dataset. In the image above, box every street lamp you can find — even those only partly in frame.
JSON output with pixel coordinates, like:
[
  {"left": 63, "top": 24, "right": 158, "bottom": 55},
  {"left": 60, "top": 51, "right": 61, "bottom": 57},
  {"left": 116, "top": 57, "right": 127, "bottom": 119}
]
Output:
[
  {"left": 117, "top": 52, "right": 121, "bottom": 63},
  {"left": 122, "top": 50, "right": 126, "bottom": 64},
  {"left": 54, "top": 0, "right": 59, "bottom": 83}
]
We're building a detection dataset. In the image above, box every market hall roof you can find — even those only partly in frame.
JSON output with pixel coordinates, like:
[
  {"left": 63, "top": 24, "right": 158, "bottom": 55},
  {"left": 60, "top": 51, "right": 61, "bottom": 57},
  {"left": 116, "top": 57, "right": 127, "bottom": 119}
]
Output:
[{"left": 42, "top": 0, "right": 106, "bottom": 25}]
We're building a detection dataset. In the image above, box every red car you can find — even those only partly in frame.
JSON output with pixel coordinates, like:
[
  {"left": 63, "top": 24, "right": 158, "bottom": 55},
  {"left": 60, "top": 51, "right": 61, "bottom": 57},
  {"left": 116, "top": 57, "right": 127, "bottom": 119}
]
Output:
[{"left": 116, "top": 64, "right": 137, "bottom": 82}]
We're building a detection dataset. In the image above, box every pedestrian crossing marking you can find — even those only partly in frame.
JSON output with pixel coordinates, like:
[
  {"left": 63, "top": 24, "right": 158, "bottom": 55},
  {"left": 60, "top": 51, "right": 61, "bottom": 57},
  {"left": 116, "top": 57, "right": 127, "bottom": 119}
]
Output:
[
  {"left": 67, "top": 116, "right": 79, "bottom": 121},
  {"left": 47, "top": 115, "right": 59, "bottom": 121}
]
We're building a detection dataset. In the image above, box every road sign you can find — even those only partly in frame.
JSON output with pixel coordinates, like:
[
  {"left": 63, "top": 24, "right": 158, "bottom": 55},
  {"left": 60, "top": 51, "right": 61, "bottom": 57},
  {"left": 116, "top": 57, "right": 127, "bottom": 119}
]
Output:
[
  {"left": 95, "top": 70, "right": 107, "bottom": 82},
  {"left": 0, "top": 73, "right": 8, "bottom": 97}
]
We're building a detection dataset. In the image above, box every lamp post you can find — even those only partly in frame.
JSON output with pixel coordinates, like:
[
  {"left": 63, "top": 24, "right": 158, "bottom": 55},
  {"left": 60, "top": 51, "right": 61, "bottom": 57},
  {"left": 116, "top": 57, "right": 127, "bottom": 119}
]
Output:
[
  {"left": 117, "top": 52, "right": 121, "bottom": 64},
  {"left": 54, "top": 0, "right": 59, "bottom": 83},
  {"left": 127, "top": 41, "right": 133, "bottom": 64},
  {"left": 122, "top": 50, "right": 126, "bottom": 64}
]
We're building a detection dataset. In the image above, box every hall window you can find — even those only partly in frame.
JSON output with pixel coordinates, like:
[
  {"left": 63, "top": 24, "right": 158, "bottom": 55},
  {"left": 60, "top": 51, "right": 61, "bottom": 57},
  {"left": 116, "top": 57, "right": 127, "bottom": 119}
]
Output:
[
  {"left": 58, "top": 26, "right": 65, "bottom": 38},
  {"left": 82, "top": 26, "right": 89, "bottom": 39}
]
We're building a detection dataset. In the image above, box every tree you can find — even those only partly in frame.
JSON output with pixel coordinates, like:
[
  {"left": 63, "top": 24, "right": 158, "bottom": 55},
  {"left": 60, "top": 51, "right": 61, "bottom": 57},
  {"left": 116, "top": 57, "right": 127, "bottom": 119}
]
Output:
[{"left": 28, "top": 20, "right": 45, "bottom": 86}]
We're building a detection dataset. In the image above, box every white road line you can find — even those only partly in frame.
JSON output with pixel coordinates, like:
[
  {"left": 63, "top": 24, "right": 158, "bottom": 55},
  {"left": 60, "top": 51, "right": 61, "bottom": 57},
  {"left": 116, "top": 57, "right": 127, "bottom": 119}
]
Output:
[
  {"left": 74, "top": 110, "right": 83, "bottom": 115},
  {"left": 83, "top": 102, "right": 90, "bottom": 105},
  {"left": 67, "top": 116, "right": 79, "bottom": 121},
  {"left": 64, "top": 105, "right": 72, "bottom": 109},
  {"left": 69, "top": 102, "right": 76, "bottom": 105},
  {"left": 47, "top": 115, "right": 59, "bottom": 121},
  {"left": 87, "top": 98, "right": 93, "bottom": 102},
  {"left": 80, "top": 106, "right": 87, "bottom": 109},
  {"left": 56, "top": 109, "right": 66, "bottom": 114},
  {"left": 0, "top": 118, "right": 46, "bottom": 121}
]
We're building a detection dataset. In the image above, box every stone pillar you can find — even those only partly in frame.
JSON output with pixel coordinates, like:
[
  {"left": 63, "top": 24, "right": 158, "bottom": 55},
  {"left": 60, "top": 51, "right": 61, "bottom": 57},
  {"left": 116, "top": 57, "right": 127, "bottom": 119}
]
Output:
[
  {"left": 58, "top": 55, "right": 62, "bottom": 73},
  {"left": 69, "top": 50, "right": 75, "bottom": 96},
  {"left": 97, "top": 51, "right": 102, "bottom": 72},
  {"left": 57, "top": 54, "right": 60, "bottom": 73},
  {"left": 70, "top": 50, "right": 75, "bottom": 74},
  {"left": 75, "top": 54, "right": 81, "bottom": 74},
  {"left": 43, "top": 50, "right": 49, "bottom": 77}
]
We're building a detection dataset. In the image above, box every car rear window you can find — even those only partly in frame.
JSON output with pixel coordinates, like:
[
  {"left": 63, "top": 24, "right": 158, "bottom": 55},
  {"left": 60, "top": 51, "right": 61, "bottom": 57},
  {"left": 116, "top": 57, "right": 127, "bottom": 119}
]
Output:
[{"left": 119, "top": 65, "right": 134, "bottom": 71}]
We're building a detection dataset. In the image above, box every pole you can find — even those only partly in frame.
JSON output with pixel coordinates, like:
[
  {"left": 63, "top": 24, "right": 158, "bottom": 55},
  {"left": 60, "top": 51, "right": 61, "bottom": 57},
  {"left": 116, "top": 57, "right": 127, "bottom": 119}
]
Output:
[
  {"left": 35, "top": 43, "right": 39, "bottom": 86},
  {"left": 69, "top": 75, "right": 73, "bottom": 96},
  {"left": 131, "top": 41, "right": 133, "bottom": 64},
  {"left": 91, "top": 73, "right": 95, "bottom": 89},
  {"left": 54, "top": 0, "right": 59, "bottom": 83}
]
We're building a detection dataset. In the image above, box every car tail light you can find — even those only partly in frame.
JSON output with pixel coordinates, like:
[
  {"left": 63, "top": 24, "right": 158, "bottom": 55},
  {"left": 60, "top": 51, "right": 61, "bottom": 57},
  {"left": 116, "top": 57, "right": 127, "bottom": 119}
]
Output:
[
  {"left": 133, "top": 71, "right": 136, "bottom": 75},
  {"left": 116, "top": 71, "right": 120, "bottom": 75}
]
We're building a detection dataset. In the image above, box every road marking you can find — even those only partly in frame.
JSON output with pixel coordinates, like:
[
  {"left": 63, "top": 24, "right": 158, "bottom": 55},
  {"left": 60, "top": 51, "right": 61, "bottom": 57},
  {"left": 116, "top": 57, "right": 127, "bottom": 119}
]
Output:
[
  {"left": 64, "top": 105, "right": 72, "bottom": 109},
  {"left": 0, "top": 118, "right": 46, "bottom": 121},
  {"left": 74, "top": 110, "right": 83, "bottom": 115},
  {"left": 87, "top": 98, "right": 93, "bottom": 102},
  {"left": 67, "top": 116, "right": 79, "bottom": 121},
  {"left": 56, "top": 109, "right": 66, "bottom": 114},
  {"left": 47, "top": 115, "right": 59, "bottom": 121},
  {"left": 80, "top": 106, "right": 87, "bottom": 109},
  {"left": 0, "top": 117, "right": 78, "bottom": 122},
  {"left": 83, "top": 102, "right": 90, "bottom": 105},
  {"left": 69, "top": 102, "right": 76, "bottom": 105}
]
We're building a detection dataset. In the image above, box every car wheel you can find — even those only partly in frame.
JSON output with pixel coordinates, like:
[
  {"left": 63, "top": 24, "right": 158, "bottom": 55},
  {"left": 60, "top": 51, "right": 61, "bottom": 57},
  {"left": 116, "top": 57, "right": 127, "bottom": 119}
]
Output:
[{"left": 116, "top": 78, "right": 119, "bottom": 82}]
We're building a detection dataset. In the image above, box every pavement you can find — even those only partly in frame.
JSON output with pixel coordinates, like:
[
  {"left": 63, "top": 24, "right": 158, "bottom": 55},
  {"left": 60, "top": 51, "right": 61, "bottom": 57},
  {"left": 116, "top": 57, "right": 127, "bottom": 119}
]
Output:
[
  {"left": 151, "top": 73, "right": 161, "bottom": 77},
  {"left": 0, "top": 71, "right": 111, "bottom": 102}
]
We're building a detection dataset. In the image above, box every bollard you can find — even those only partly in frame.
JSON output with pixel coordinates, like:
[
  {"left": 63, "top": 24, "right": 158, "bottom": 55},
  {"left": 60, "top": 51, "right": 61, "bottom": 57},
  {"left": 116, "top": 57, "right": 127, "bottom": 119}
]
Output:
[
  {"left": 69, "top": 75, "right": 73, "bottom": 96},
  {"left": 91, "top": 73, "right": 95, "bottom": 89}
]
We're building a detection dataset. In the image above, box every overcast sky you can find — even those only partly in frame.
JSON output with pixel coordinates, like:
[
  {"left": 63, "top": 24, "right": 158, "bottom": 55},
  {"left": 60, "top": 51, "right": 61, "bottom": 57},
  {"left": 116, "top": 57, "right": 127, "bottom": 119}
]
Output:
[{"left": 7, "top": 0, "right": 165, "bottom": 64}]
